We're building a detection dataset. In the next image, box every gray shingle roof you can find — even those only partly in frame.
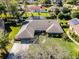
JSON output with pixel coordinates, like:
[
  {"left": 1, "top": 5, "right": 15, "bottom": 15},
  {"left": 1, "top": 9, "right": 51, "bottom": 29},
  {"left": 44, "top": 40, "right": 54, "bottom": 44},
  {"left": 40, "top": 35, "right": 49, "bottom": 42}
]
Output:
[{"left": 15, "top": 20, "right": 63, "bottom": 39}]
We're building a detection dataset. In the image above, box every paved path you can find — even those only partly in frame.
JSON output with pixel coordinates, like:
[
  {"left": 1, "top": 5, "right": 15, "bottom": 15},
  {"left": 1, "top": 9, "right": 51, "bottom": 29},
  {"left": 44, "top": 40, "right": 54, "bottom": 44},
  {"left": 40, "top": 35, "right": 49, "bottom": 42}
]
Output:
[
  {"left": 7, "top": 43, "right": 30, "bottom": 59},
  {"left": 66, "top": 30, "right": 79, "bottom": 45}
]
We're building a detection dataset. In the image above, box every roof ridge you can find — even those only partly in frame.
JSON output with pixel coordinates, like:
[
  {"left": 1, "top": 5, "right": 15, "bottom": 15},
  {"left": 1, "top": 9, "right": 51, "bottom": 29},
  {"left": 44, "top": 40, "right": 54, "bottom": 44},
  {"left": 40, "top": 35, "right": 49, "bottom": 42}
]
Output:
[{"left": 46, "top": 23, "right": 54, "bottom": 32}]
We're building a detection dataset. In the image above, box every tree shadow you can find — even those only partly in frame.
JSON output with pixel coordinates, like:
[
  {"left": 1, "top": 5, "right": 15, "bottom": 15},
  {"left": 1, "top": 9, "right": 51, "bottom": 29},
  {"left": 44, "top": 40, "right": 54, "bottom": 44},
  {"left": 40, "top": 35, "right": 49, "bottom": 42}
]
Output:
[
  {"left": 6, "top": 53, "right": 15, "bottom": 59},
  {"left": 20, "top": 39, "right": 34, "bottom": 44},
  {"left": 1, "top": 52, "right": 9, "bottom": 59}
]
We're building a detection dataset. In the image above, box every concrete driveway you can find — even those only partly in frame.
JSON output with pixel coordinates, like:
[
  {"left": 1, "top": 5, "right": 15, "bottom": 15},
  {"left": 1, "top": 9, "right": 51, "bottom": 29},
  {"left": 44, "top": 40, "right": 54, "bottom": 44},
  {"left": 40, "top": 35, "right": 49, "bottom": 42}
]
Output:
[{"left": 7, "top": 43, "right": 30, "bottom": 59}]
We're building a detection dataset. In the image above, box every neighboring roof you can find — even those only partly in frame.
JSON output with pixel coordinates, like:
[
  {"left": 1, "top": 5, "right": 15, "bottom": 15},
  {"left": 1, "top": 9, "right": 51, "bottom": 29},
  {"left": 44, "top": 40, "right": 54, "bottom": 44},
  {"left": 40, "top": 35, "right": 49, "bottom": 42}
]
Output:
[
  {"left": 28, "top": 6, "right": 46, "bottom": 10},
  {"left": 27, "top": 6, "right": 47, "bottom": 12},
  {"left": 27, "top": 16, "right": 46, "bottom": 20},
  {"left": 15, "top": 20, "right": 64, "bottom": 39},
  {"left": 69, "top": 18, "right": 79, "bottom": 36},
  {"left": 74, "top": 24, "right": 79, "bottom": 35},
  {"left": 69, "top": 18, "right": 79, "bottom": 25}
]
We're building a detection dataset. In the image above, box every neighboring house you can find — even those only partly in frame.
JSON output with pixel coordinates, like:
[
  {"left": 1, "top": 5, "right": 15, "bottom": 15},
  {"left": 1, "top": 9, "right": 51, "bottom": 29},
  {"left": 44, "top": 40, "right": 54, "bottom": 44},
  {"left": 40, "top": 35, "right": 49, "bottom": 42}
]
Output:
[
  {"left": 15, "top": 20, "right": 64, "bottom": 40},
  {"left": 50, "top": 0, "right": 64, "bottom": 3},
  {"left": 69, "top": 18, "right": 79, "bottom": 36},
  {"left": 27, "top": 6, "right": 47, "bottom": 12},
  {"left": 26, "top": 0, "right": 37, "bottom": 4},
  {"left": 50, "top": 0, "right": 64, "bottom": 6}
]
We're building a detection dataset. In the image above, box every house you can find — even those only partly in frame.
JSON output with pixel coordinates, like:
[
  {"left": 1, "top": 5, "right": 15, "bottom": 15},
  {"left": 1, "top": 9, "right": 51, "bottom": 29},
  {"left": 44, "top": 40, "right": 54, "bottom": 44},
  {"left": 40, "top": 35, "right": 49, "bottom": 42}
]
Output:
[
  {"left": 69, "top": 18, "right": 79, "bottom": 36},
  {"left": 27, "top": 5, "right": 47, "bottom": 12},
  {"left": 15, "top": 20, "right": 64, "bottom": 40}
]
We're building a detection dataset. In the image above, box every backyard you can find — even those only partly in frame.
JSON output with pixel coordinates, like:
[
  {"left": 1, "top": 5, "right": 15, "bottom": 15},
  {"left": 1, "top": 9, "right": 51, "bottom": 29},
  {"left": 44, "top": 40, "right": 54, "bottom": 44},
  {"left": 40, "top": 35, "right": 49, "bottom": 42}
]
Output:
[{"left": 28, "top": 35, "right": 79, "bottom": 59}]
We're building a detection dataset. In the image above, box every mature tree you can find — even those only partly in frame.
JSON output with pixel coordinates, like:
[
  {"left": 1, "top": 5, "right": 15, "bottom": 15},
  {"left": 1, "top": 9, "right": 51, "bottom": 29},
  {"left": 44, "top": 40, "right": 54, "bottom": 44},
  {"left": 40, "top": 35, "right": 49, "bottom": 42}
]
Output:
[
  {"left": 58, "top": 13, "right": 71, "bottom": 20},
  {"left": 9, "top": 5, "right": 18, "bottom": 17},
  {"left": 38, "top": 0, "right": 45, "bottom": 4},
  {"left": 61, "top": 7, "right": 71, "bottom": 13},
  {"left": 38, "top": 0, "right": 51, "bottom": 5},
  {"left": 49, "top": 7, "right": 60, "bottom": 19},
  {"left": 58, "top": 13, "right": 64, "bottom": 19},
  {"left": 54, "top": 8, "right": 60, "bottom": 15},
  {"left": 0, "top": 32, "right": 9, "bottom": 54},
  {"left": 66, "top": 0, "right": 77, "bottom": 4},
  {"left": 0, "top": 4, "right": 6, "bottom": 13},
  {"left": 0, "top": 3, "right": 7, "bottom": 18},
  {"left": 44, "top": 0, "right": 51, "bottom": 4}
]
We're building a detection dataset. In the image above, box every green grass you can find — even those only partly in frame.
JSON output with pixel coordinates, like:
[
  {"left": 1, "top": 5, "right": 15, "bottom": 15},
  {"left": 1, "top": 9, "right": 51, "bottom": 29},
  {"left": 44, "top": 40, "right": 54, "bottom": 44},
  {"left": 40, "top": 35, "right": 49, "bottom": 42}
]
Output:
[
  {"left": 64, "top": 28, "right": 68, "bottom": 32},
  {"left": 6, "top": 43, "right": 13, "bottom": 52},
  {"left": 59, "top": 19, "right": 68, "bottom": 24},
  {"left": 23, "top": 12, "right": 50, "bottom": 17},
  {"left": 0, "top": 12, "right": 50, "bottom": 18},
  {"left": 45, "top": 38, "right": 79, "bottom": 57},
  {"left": 8, "top": 26, "right": 20, "bottom": 40},
  {"left": 29, "top": 36, "right": 79, "bottom": 58}
]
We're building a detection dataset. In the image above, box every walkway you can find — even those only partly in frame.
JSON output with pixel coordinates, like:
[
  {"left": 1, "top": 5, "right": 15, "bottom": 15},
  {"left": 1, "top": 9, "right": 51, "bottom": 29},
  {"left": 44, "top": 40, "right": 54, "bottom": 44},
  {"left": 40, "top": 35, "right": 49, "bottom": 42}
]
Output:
[
  {"left": 66, "top": 30, "right": 79, "bottom": 45},
  {"left": 7, "top": 43, "right": 30, "bottom": 59}
]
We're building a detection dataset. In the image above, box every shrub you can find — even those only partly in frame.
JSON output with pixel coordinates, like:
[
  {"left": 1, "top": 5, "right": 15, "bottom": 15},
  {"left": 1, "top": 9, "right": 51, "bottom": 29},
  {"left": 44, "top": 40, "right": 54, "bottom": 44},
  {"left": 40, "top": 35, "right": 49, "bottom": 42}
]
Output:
[
  {"left": 61, "top": 7, "right": 71, "bottom": 13},
  {"left": 64, "top": 13, "right": 71, "bottom": 20},
  {"left": 66, "top": 0, "right": 76, "bottom": 4},
  {"left": 71, "top": 11, "right": 79, "bottom": 18},
  {"left": 51, "top": 14, "right": 57, "bottom": 19},
  {"left": 58, "top": 13, "right": 64, "bottom": 19},
  {"left": 54, "top": 8, "right": 60, "bottom": 15},
  {"left": 58, "top": 13, "right": 71, "bottom": 20}
]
